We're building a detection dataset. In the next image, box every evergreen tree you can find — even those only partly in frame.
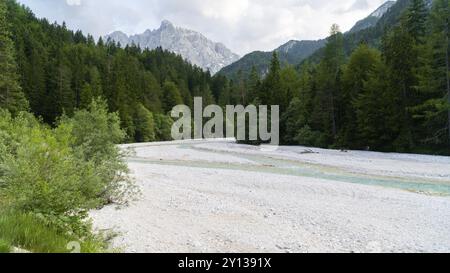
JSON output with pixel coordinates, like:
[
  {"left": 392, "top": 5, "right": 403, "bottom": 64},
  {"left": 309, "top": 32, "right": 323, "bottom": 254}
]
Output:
[
  {"left": 259, "top": 52, "right": 284, "bottom": 107},
  {"left": 382, "top": 24, "right": 417, "bottom": 150},
  {"left": 311, "top": 24, "right": 344, "bottom": 142},
  {"left": 134, "top": 103, "right": 156, "bottom": 142},
  {"left": 0, "top": 0, "right": 28, "bottom": 115},
  {"left": 413, "top": 0, "right": 450, "bottom": 149},
  {"left": 340, "top": 44, "right": 382, "bottom": 148},
  {"left": 162, "top": 81, "right": 183, "bottom": 113},
  {"left": 354, "top": 61, "right": 399, "bottom": 151},
  {"left": 404, "top": 0, "right": 428, "bottom": 42},
  {"left": 247, "top": 66, "right": 261, "bottom": 103}
]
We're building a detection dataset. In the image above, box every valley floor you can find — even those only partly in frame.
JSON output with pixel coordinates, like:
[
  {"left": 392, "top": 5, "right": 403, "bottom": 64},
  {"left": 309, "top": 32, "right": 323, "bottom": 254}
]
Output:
[{"left": 91, "top": 139, "right": 450, "bottom": 253}]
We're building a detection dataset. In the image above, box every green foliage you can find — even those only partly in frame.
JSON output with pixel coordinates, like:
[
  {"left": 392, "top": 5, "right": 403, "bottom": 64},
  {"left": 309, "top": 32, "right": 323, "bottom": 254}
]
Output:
[
  {"left": 162, "top": 81, "right": 183, "bottom": 113},
  {"left": 0, "top": 239, "right": 11, "bottom": 253},
  {"left": 0, "top": 0, "right": 28, "bottom": 115},
  {"left": 340, "top": 44, "right": 383, "bottom": 148},
  {"left": 2, "top": 0, "right": 449, "bottom": 156},
  {"left": 0, "top": 210, "right": 105, "bottom": 253},
  {"left": 404, "top": 0, "right": 428, "bottom": 41},
  {"left": 134, "top": 103, "right": 156, "bottom": 142},
  {"left": 1, "top": 117, "right": 98, "bottom": 234},
  {"left": 295, "top": 125, "right": 326, "bottom": 148},
  {"left": 154, "top": 114, "right": 174, "bottom": 141},
  {"left": 412, "top": 0, "right": 450, "bottom": 149},
  {"left": 0, "top": 99, "right": 133, "bottom": 244},
  {"left": 3, "top": 0, "right": 221, "bottom": 142},
  {"left": 57, "top": 98, "right": 132, "bottom": 205}
]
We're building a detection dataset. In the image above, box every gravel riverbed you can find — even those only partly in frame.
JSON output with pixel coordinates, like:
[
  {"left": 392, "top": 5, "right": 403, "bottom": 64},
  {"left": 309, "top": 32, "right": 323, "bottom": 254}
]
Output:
[{"left": 91, "top": 140, "right": 450, "bottom": 253}]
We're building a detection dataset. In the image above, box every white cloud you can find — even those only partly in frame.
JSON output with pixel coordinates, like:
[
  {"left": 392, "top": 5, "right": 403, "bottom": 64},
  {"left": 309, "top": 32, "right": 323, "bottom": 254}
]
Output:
[
  {"left": 66, "top": 0, "right": 81, "bottom": 6},
  {"left": 18, "top": 0, "right": 389, "bottom": 55}
]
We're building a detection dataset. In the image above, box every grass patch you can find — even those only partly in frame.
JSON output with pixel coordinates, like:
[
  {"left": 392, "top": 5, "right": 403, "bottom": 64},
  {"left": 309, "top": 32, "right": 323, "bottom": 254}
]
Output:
[
  {"left": 0, "top": 210, "right": 106, "bottom": 253},
  {"left": 0, "top": 239, "right": 11, "bottom": 253}
]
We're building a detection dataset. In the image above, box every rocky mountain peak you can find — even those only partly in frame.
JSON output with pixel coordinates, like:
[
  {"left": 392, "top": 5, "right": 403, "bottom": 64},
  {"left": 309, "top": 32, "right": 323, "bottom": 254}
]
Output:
[
  {"left": 348, "top": 1, "right": 396, "bottom": 33},
  {"left": 160, "top": 19, "right": 175, "bottom": 30},
  {"left": 105, "top": 21, "right": 240, "bottom": 74}
]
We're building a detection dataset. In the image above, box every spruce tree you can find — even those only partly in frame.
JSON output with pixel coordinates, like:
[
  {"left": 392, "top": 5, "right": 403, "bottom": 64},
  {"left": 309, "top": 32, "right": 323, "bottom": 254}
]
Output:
[
  {"left": 405, "top": 0, "right": 428, "bottom": 42},
  {"left": 0, "top": 0, "right": 28, "bottom": 115},
  {"left": 341, "top": 44, "right": 382, "bottom": 148},
  {"left": 312, "top": 24, "right": 344, "bottom": 142},
  {"left": 413, "top": 0, "right": 450, "bottom": 149}
]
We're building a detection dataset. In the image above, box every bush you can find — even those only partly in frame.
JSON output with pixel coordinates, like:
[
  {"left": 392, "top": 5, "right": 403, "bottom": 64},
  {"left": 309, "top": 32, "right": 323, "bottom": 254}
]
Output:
[
  {"left": 1, "top": 121, "right": 100, "bottom": 235},
  {"left": 295, "top": 125, "right": 327, "bottom": 148},
  {"left": 58, "top": 98, "right": 132, "bottom": 205},
  {"left": 0, "top": 98, "right": 134, "bottom": 246}
]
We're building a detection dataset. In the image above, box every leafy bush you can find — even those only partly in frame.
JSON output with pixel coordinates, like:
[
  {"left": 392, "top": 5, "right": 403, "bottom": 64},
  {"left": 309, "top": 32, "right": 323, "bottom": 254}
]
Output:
[
  {"left": 0, "top": 98, "right": 134, "bottom": 243},
  {"left": 58, "top": 98, "right": 133, "bottom": 205},
  {"left": 295, "top": 125, "right": 327, "bottom": 148},
  {"left": 1, "top": 122, "right": 99, "bottom": 235}
]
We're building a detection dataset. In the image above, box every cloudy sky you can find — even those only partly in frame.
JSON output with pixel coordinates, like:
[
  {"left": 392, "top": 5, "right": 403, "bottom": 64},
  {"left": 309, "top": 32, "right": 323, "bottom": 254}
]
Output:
[{"left": 17, "top": 0, "right": 388, "bottom": 55}]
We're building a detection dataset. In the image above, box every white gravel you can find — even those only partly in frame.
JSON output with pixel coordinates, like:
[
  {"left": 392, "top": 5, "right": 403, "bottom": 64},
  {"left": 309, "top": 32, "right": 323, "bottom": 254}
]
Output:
[{"left": 91, "top": 140, "right": 450, "bottom": 253}]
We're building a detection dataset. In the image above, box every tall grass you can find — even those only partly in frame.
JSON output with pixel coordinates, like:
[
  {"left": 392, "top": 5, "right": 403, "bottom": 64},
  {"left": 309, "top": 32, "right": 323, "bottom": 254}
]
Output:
[{"left": 0, "top": 210, "right": 106, "bottom": 253}]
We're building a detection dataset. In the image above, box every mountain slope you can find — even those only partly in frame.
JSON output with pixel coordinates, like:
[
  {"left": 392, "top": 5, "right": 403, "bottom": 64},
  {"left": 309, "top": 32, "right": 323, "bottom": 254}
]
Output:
[
  {"left": 105, "top": 20, "right": 239, "bottom": 74},
  {"left": 219, "top": 1, "right": 399, "bottom": 79},
  {"left": 219, "top": 39, "right": 326, "bottom": 80},
  {"left": 349, "top": 1, "right": 396, "bottom": 33},
  {"left": 304, "top": 0, "right": 434, "bottom": 65}
]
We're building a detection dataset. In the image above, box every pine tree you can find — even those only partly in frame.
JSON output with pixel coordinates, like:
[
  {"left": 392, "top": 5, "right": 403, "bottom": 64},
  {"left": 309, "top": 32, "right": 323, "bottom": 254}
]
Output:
[
  {"left": 0, "top": 0, "right": 28, "bottom": 115},
  {"left": 405, "top": 0, "right": 428, "bottom": 42},
  {"left": 247, "top": 66, "right": 261, "bottom": 103},
  {"left": 134, "top": 103, "right": 156, "bottom": 142},
  {"left": 413, "top": 0, "right": 450, "bottom": 150},
  {"left": 382, "top": 24, "right": 417, "bottom": 150},
  {"left": 311, "top": 24, "right": 344, "bottom": 142},
  {"left": 354, "top": 61, "right": 399, "bottom": 151},
  {"left": 260, "top": 52, "right": 284, "bottom": 107},
  {"left": 162, "top": 81, "right": 183, "bottom": 113},
  {"left": 341, "top": 44, "right": 382, "bottom": 148}
]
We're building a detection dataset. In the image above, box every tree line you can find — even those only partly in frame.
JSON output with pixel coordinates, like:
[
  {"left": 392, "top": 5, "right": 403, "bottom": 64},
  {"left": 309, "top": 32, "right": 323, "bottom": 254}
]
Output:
[
  {"left": 1, "top": 0, "right": 222, "bottom": 143},
  {"left": 1, "top": 0, "right": 449, "bottom": 155},
  {"left": 224, "top": 0, "right": 450, "bottom": 155}
]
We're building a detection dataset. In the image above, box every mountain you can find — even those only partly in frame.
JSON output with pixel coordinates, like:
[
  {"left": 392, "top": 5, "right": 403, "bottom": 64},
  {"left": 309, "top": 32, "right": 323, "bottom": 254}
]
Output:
[
  {"left": 349, "top": 1, "right": 396, "bottom": 33},
  {"left": 219, "top": 39, "right": 326, "bottom": 80},
  {"left": 219, "top": 1, "right": 400, "bottom": 80},
  {"left": 304, "top": 0, "right": 435, "bottom": 65},
  {"left": 105, "top": 20, "right": 240, "bottom": 74}
]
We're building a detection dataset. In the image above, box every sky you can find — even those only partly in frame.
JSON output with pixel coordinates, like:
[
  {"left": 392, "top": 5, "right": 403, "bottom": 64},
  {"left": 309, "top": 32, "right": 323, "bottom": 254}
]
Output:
[{"left": 17, "top": 0, "right": 389, "bottom": 55}]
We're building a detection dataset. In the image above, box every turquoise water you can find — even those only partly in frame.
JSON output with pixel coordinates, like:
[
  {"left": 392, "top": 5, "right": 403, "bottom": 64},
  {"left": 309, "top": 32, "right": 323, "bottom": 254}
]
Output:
[{"left": 130, "top": 144, "right": 450, "bottom": 196}]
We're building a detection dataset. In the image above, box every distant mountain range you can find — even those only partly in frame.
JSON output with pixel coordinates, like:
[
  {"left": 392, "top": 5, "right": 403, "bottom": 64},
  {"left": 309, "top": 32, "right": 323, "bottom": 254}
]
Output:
[
  {"left": 218, "top": 0, "right": 399, "bottom": 79},
  {"left": 105, "top": 0, "right": 432, "bottom": 79},
  {"left": 105, "top": 20, "right": 240, "bottom": 74}
]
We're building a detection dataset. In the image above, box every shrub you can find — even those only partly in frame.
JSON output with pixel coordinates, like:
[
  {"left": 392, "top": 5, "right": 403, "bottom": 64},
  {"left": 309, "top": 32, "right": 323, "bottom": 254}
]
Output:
[
  {"left": 295, "top": 125, "right": 327, "bottom": 148},
  {"left": 0, "top": 114, "right": 101, "bottom": 234},
  {"left": 57, "top": 98, "right": 133, "bottom": 205},
  {"left": 0, "top": 98, "right": 134, "bottom": 240}
]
